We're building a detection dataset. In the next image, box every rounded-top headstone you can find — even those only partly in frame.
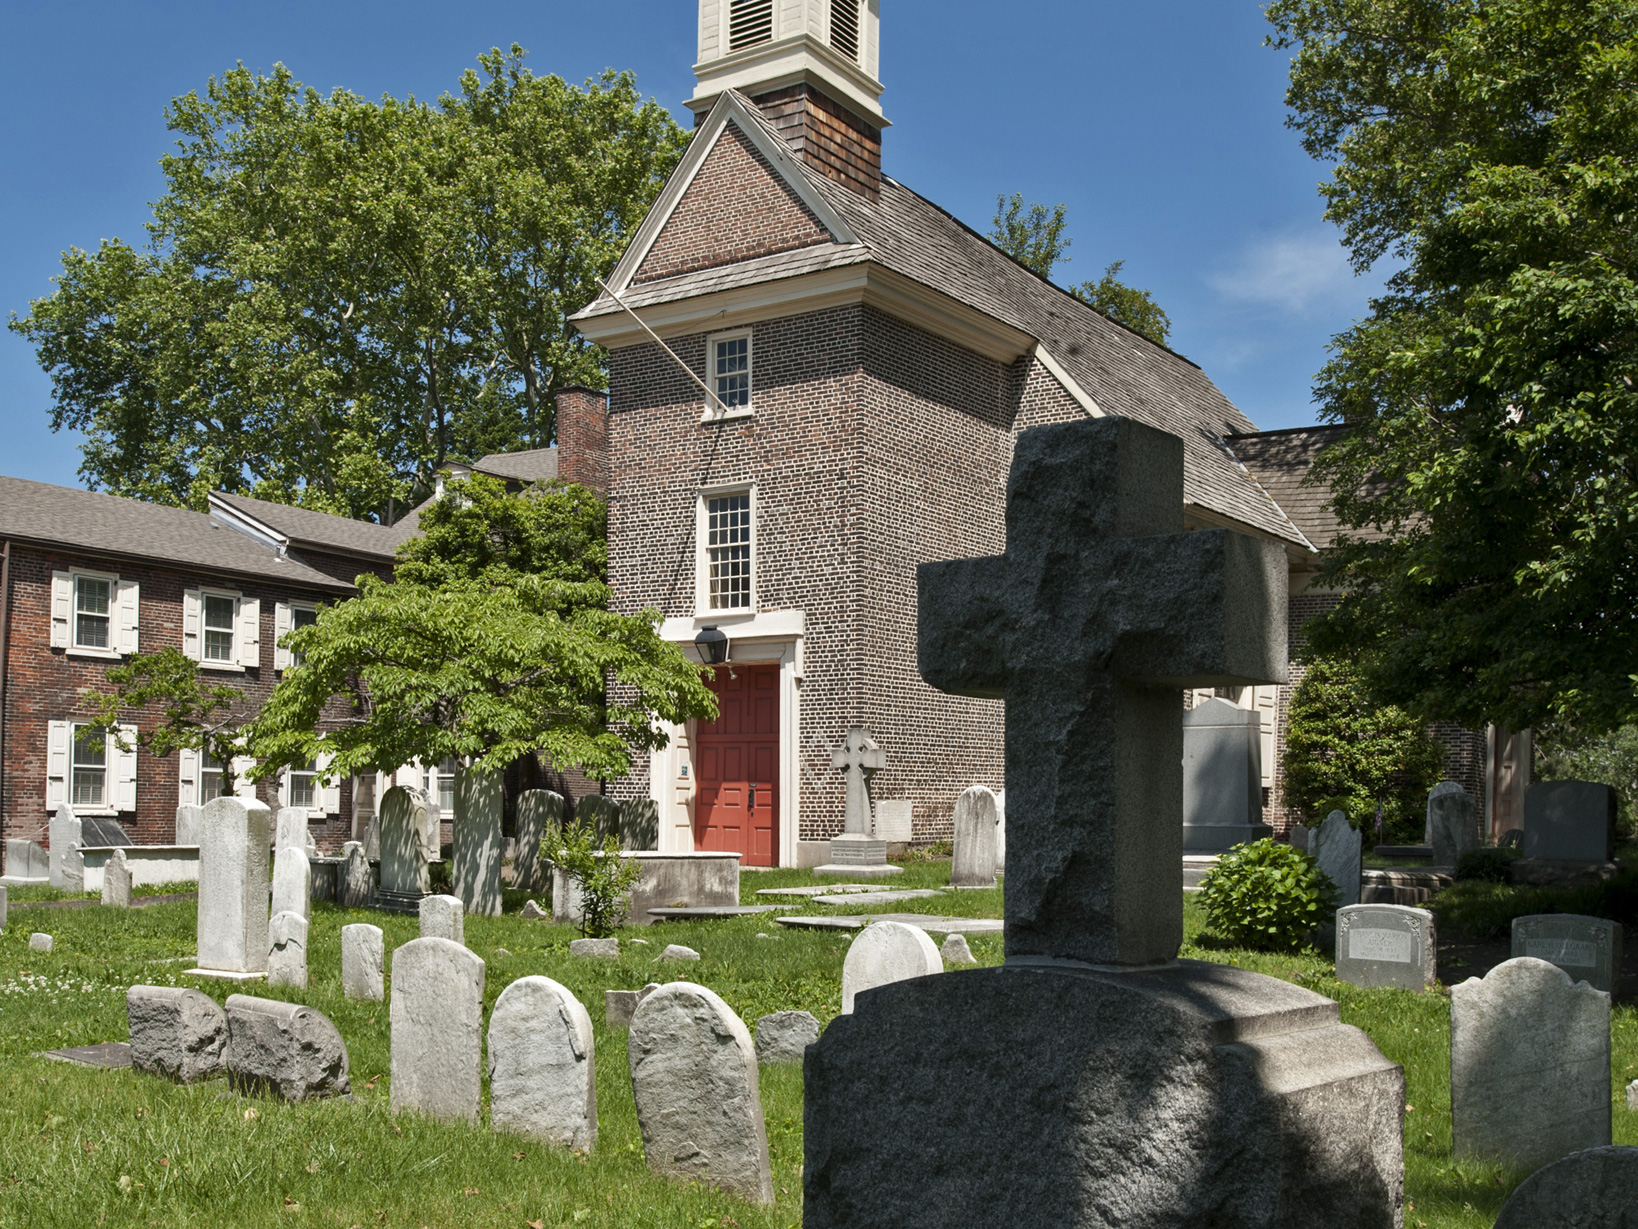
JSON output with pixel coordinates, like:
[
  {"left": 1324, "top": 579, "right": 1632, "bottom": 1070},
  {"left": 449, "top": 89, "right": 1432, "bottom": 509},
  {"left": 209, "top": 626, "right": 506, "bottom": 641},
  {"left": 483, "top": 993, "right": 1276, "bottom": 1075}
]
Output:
[
  {"left": 950, "top": 786, "right": 1000, "bottom": 889},
  {"left": 487, "top": 975, "right": 597, "bottom": 1150},
  {"left": 628, "top": 982, "right": 773, "bottom": 1203},
  {"left": 1493, "top": 1145, "right": 1638, "bottom": 1228},
  {"left": 842, "top": 920, "right": 942, "bottom": 1014},
  {"left": 341, "top": 923, "right": 384, "bottom": 1002},
  {"left": 419, "top": 894, "right": 465, "bottom": 944},
  {"left": 224, "top": 993, "right": 349, "bottom": 1101},
  {"left": 754, "top": 1010, "right": 821, "bottom": 1065},
  {"left": 102, "top": 847, "right": 133, "bottom": 908},
  {"left": 1427, "top": 781, "right": 1478, "bottom": 869},
  {"left": 390, "top": 936, "right": 485, "bottom": 1124},
  {"left": 1310, "top": 810, "right": 1362, "bottom": 908}
]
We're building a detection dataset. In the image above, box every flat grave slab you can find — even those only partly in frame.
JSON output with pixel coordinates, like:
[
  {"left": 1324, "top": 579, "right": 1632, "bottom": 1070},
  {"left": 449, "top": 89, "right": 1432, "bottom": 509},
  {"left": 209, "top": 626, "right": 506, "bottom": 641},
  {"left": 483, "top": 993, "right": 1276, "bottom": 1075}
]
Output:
[
  {"left": 777, "top": 913, "right": 1003, "bottom": 934},
  {"left": 41, "top": 1042, "right": 132, "bottom": 1069},
  {"left": 812, "top": 889, "right": 944, "bottom": 906},
  {"left": 755, "top": 884, "right": 882, "bottom": 897},
  {"left": 646, "top": 905, "right": 783, "bottom": 919}
]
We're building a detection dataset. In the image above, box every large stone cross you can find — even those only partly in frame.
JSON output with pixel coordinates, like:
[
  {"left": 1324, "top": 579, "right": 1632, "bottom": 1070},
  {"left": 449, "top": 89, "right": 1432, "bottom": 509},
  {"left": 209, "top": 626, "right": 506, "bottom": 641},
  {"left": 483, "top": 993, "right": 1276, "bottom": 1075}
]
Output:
[
  {"left": 831, "top": 725, "right": 884, "bottom": 836},
  {"left": 919, "top": 418, "right": 1287, "bottom": 966}
]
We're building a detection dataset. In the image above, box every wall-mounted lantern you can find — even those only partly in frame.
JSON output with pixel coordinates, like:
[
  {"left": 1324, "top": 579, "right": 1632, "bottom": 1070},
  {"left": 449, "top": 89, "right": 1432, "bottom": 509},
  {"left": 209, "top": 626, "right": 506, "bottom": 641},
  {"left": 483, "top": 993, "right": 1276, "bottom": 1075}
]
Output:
[{"left": 694, "top": 625, "right": 730, "bottom": 665}]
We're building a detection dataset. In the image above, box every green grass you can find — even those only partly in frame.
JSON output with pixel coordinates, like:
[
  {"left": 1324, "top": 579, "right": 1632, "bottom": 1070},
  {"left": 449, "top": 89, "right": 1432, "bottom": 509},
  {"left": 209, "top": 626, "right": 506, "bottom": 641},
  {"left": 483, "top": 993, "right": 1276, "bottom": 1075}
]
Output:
[{"left": 0, "top": 870, "right": 1632, "bottom": 1228}]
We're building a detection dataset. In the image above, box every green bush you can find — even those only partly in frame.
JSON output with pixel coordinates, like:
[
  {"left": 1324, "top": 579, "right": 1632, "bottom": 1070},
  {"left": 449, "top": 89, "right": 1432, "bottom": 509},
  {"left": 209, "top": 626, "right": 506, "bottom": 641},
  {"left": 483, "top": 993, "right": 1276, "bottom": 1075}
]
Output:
[
  {"left": 1196, "top": 838, "right": 1340, "bottom": 952},
  {"left": 1455, "top": 846, "right": 1520, "bottom": 883},
  {"left": 543, "top": 820, "right": 643, "bottom": 938}
]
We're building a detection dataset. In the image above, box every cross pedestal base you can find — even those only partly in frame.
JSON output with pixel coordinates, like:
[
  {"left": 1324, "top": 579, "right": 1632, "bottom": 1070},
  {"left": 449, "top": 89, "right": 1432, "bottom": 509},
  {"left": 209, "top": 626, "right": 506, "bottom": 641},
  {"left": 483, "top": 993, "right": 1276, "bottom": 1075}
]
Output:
[
  {"left": 804, "top": 960, "right": 1404, "bottom": 1228},
  {"left": 1183, "top": 821, "right": 1274, "bottom": 853},
  {"left": 813, "top": 835, "right": 902, "bottom": 878}
]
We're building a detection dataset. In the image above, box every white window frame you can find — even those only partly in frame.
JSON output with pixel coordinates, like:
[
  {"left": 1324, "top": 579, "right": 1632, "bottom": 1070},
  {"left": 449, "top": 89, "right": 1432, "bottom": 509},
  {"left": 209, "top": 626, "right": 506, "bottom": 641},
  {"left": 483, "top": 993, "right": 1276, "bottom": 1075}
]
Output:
[
  {"left": 278, "top": 750, "right": 340, "bottom": 818},
  {"left": 274, "top": 600, "right": 319, "bottom": 671},
  {"left": 695, "top": 483, "right": 757, "bottom": 616},
  {"left": 183, "top": 587, "right": 260, "bottom": 672},
  {"left": 702, "top": 328, "right": 754, "bottom": 422},
  {"left": 51, "top": 568, "right": 139, "bottom": 659},
  {"left": 49, "top": 720, "right": 137, "bottom": 816}
]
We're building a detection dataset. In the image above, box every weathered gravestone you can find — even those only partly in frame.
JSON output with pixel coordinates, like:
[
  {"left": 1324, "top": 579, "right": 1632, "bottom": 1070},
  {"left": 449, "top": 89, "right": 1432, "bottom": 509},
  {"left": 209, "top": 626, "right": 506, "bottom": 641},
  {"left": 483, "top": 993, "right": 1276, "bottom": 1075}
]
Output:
[
  {"left": 1523, "top": 781, "right": 1617, "bottom": 863},
  {"left": 192, "top": 796, "right": 271, "bottom": 978},
  {"left": 805, "top": 417, "right": 1404, "bottom": 1229},
  {"left": 101, "top": 847, "right": 132, "bottom": 908},
  {"left": 4, "top": 837, "right": 49, "bottom": 881},
  {"left": 377, "top": 786, "right": 433, "bottom": 913},
  {"left": 29, "top": 932, "right": 52, "bottom": 952},
  {"left": 267, "top": 911, "right": 308, "bottom": 989},
  {"left": 339, "top": 841, "right": 372, "bottom": 908},
  {"left": 1511, "top": 914, "right": 1624, "bottom": 997},
  {"left": 1182, "top": 697, "right": 1271, "bottom": 852},
  {"left": 950, "top": 786, "right": 1000, "bottom": 889},
  {"left": 419, "top": 894, "right": 465, "bottom": 945},
  {"left": 487, "top": 976, "right": 597, "bottom": 1149},
  {"left": 271, "top": 845, "right": 311, "bottom": 921},
  {"left": 814, "top": 726, "right": 898, "bottom": 876},
  {"left": 605, "top": 983, "right": 659, "bottom": 1031},
  {"left": 274, "top": 806, "right": 313, "bottom": 857},
  {"left": 1493, "top": 1145, "right": 1638, "bottom": 1229},
  {"left": 1310, "top": 810, "right": 1362, "bottom": 909},
  {"left": 452, "top": 768, "right": 502, "bottom": 917},
  {"left": 840, "top": 920, "right": 942, "bottom": 1014},
  {"left": 620, "top": 798, "right": 660, "bottom": 850},
  {"left": 629, "top": 982, "right": 773, "bottom": 1203},
  {"left": 225, "top": 994, "right": 349, "bottom": 1100},
  {"left": 574, "top": 794, "right": 621, "bottom": 842},
  {"left": 513, "top": 789, "right": 563, "bottom": 893},
  {"left": 755, "top": 1011, "right": 820, "bottom": 1065},
  {"left": 390, "top": 936, "right": 485, "bottom": 1124},
  {"left": 1427, "top": 781, "right": 1479, "bottom": 869},
  {"left": 173, "top": 803, "right": 204, "bottom": 847},
  {"left": 341, "top": 923, "right": 384, "bottom": 1001},
  {"left": 941, "top": 932, "right": 976, "bottom": 964},
  {"left": 1451, "top": 957, "right": 1611, "bottom": 1171},
  {"left": 126, "top": 985, "right": 227, "bottom": 1082},
  {"left": 1335, "top": 904, "right": 1437, "bottom": 992},
  {"left": 48, "top": 803, "right": 83, "bottom": 890}
]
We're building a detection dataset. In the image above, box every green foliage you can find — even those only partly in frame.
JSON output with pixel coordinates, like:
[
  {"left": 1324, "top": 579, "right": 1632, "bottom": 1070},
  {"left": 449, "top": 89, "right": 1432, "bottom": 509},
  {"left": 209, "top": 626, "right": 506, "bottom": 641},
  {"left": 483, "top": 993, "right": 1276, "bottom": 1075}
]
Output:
[
  {"left": 988, "top": 193, "right": 1071, "bottom": 277},
  {"left": 1455, "top": 846, "right": 1520, "bottom": 883},
  {"left": 1282, "top": 654, "right": 1446, "bottom": 844},
  {"left": 1433, "top": 854, "right": 1638, "bottom": 939},
  {"left": 544, "top": 821, "right": 644, "bottom": 938},
  {"left": 1196, "top": 838, "right": 1339, "bottom": 951},
  {"left": 1069, "top": 260, "right": 1173, "bottom": 347},
  {"left": 82, "top": 647, "right": 253, "bottom": 788},
  {"left": 8, "top": 47, "right": 686, "bottom": 517},
  {"left": 1267, "top": 0, "right": 1638, "bottom": 733},
  {"left": 1535, "top": 720, "right": 1638, "bottom": 842},
  {"left": 246, "top": 477, "right": 715, "bottom": 783}
]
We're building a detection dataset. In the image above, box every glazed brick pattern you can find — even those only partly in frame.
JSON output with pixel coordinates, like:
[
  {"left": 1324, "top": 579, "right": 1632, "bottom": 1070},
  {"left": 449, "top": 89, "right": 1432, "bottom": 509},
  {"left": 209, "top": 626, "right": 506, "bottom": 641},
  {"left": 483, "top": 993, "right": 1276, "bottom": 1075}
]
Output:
[
  {"left": 557, "top": 387, "right": 610, "bottom": 494},
  {"left": 750, "top": 84, "right": 882, "bottom": 200},
  {"left": 602, "top": 301, "right": 1094, "bottom": 846},
  {"left": 1, "top": 544, "right": 360, "bottom": 864},
  {"left": 634, "top": 121, "right": 832, "bottom": 285}
]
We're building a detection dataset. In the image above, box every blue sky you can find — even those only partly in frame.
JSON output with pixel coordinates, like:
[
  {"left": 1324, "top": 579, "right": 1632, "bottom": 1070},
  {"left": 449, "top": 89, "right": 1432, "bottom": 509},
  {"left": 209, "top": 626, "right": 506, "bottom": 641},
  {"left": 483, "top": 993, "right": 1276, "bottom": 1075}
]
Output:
[{"left": 0, "top": 0, "right": 1380, "bottom": 491}]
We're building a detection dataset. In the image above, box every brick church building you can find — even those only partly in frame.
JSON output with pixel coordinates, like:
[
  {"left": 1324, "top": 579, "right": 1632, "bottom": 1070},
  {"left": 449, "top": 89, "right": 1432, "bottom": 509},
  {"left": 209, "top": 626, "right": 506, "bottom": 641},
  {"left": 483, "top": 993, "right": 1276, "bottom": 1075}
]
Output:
[{"left": 567, "top": 0, "right": 1530, "bottom": 867}]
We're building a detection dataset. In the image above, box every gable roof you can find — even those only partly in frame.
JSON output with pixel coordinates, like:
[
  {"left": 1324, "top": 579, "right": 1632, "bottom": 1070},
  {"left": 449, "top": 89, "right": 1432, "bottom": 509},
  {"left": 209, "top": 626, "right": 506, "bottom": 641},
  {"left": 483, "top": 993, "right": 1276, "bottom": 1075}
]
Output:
[
  {"left": 208, "top": 491, "right": 420, "bottom": 562},
  {"left": 453, "top": 447, "right": 560, "bottom": 485},
  {"left": 574, "top": 90, "right": 1310, "bottom": 550},
  {"left": 0, "top": 475, "right": 353, "bottom": 592},
  {"left": 1227, "top": 424, "right": 1385, "bottom": 550}
]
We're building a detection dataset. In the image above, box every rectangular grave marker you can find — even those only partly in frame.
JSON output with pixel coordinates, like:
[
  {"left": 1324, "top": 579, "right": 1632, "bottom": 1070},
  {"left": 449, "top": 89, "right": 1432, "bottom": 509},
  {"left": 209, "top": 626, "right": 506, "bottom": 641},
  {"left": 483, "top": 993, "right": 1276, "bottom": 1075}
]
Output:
[
  {"left": 1336, "top": 904, "right": 1436, "bottom": 991},
  {"left": 1511, "top": 914, "right": 1623, "bottom": 996}
]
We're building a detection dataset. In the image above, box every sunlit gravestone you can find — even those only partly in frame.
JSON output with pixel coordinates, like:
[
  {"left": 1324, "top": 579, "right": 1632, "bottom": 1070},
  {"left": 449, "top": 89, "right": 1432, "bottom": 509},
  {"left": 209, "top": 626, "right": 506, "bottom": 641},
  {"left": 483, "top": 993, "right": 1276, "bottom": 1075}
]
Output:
[{"left": 804, "top": 418, "right": 1405, "bottom": 1228}]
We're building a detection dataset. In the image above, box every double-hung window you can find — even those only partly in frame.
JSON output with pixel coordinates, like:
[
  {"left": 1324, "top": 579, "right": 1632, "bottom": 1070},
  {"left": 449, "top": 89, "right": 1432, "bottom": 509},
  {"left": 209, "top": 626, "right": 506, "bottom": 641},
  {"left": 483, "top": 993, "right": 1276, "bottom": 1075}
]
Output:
[
  {"left": 75, "top": 577, "right": 111, "bottom": 650},
  {"left": 706, "top": 492, "right": 753, "bottom": 611},
  {"left": 436, "top": 757, "right": 457, "bottom": 815},
  {"left": 288, "top": 759, "right": 319, "bottom": 809},
  {"left": 200, "top": 748, "right": 227, "bottom": 803},
  {"left": 705, "top": 330, "right": 752, "bottom": 419},
  {"left": 203, "top": 594, "right": 237, "bottom": 663},
  {"left": 51, "top": 569, "right": 137, "bottom": 656},
  {"left": 71, "top": 724, "right": 106, "bottom": 808},
  {"left": 185, "top": 588, "right": 258, "bottom": 669}
]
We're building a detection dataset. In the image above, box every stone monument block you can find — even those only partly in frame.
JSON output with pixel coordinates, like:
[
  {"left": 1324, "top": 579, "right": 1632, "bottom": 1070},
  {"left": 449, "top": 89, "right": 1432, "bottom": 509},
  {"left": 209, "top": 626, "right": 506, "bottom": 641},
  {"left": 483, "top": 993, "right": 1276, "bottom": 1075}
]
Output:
[
  {"left": 1182, "top": 698, "right": 1271, "bottom": 852},
  {"left": 390, "top": 936, "right": 485, "bottom": 1124},
  {"left": 841, "top": 921, "right": 942, "bottom": 1014},
  {"left": 1511, "top": 914, "right": 1624, "bottom": 996},
  {"left": 949, "top": 786, "right": 999, "bottom": 888},
  {"left": 224, "top": 994, "right": 349, "bottom": 1100},
  {"left": 1523, "top": 781, "right": 1616, "bottom": 862},
  {"left": 574, "top": 794, "right": 621, "bottom": 842},
  {"left": 1427, "top": 781, "right": 1479, "bottom": 869},
  {"left": 101, "top": 847, "right": 133, "bottom": 908},
  {"left": 873, "top": 799, "right": 914, "bottom": 844},
  {"left": 339, "top": 841, "right": 373, "bottom": 908},
  {"left": 1335, "top": 904, "right": 1437, "bottom": 991},
  {"left": 1493, "top": 1145, "right": 1638, "bottom": 1229},
  {"left": 1451, "top": 957, "right": 1611, "bottom": 1171},
  {"left": 605, "top": 983, "right": 660, "bottom": 1031},
  {"left": 419, "top": 894, "right": 465, "bottom": 944},
  {"left": 629, "top": 982, "right": 773, "bottom": 1203},
  {"left": 452, "top": 768, "right": 503, "bottom": 917},
  {"left": 1310, "top": 810, "right": 1362, "bottom": 909},
  {"left": 49, "top": 803, "right": 83, "bottom": 890},
  {"left": 271, "top": 844, "right": 311, "bottom": 921},
  {"left": 755, "top": 1010, "right": 820, "bottom": 1065},
  {"left": 274, "top": 806, "right": 310, "bottom": 856},
  {"left": 126, "top": 985, "right": 227, "bottom": 1082},
  {"left": 194, "top": 796, "right": 272, "bottom": 976},
  {"left": 174, "top": 803, "right": 204, "bottom": 847},
  {"left": 487, "top": 976, "right": 597, "bottom": 1150},
  {"left": 513, "top": 789, "right": 562, "bottom": 893},
  {"left": 378, "top": 786, "right": 432, "bottom": 911},
  {"left": 267, "top": 911, "right": 308, "bottom": 989},
  {"left": 341, "top": 923, "right": 384, "bottom": 1001}
]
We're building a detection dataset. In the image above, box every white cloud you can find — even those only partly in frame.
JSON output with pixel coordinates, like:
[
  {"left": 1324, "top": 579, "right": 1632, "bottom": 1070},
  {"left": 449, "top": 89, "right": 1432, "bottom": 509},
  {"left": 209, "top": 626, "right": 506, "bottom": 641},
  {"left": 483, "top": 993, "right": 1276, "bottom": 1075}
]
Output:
[{"left": 1208, "top": 230, "right": 1358, "bottom": 315}]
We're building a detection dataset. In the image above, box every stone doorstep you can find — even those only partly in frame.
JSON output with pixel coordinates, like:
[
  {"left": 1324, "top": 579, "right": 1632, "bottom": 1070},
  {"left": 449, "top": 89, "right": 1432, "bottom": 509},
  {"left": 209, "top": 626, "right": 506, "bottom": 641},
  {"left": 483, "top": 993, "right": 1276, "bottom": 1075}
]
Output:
[{"left": 40, "top": 1042, "right": 132, "bottom": 1069}]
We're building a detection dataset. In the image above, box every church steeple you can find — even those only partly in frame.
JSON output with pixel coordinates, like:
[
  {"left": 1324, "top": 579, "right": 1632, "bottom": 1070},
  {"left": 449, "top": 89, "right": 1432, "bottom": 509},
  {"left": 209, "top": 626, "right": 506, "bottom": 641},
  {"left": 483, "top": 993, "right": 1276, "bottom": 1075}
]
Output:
[{"left": 689, "top": 1, "right": 885, "bottom": 200}]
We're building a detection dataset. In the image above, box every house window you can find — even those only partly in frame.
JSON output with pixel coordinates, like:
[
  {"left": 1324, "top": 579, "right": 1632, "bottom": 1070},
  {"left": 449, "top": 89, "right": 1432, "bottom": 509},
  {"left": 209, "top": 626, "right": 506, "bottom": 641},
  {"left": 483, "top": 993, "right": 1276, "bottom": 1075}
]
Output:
[
  {"left": 203, "top": 594, "right": 237, "bottom": 662},
  {"left": 436, "top": 757, "right": 457, "bottom": 815},
  {"left": 707, "top": 493, "right": 753, "bottom": 610},
  {"left": 714, "top": 335, "right": 750, "bottom": 410},
  {"left": 291, "top": 605, "right": 317, "bottom": 666},
  {"left": 71, "top": 724, "right": 106, "bottom": 809},
  {"left": 200, "top": 748, "right": 227, "bottom": 803},
  {"left": 288, "top": 760, "right": 318, "bottom": 809},
  {"left": 74, "top": 577, "right": 111, "bottom": 650}
]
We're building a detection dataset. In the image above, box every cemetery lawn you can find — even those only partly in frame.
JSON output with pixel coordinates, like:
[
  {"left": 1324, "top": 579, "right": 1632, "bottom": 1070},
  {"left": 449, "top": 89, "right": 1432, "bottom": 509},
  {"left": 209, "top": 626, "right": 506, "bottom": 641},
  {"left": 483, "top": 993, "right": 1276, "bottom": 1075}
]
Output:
[{"left": 0, "top": 866, "right": 1628, "bottom": 1229}]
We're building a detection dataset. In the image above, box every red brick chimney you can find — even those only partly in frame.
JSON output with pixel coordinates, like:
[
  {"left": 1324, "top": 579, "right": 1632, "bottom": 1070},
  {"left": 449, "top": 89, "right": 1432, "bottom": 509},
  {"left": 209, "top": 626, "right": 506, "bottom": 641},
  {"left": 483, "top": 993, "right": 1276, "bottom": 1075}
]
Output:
[{"left": 555, "top": 386, "right": 609, "bottom": 496}]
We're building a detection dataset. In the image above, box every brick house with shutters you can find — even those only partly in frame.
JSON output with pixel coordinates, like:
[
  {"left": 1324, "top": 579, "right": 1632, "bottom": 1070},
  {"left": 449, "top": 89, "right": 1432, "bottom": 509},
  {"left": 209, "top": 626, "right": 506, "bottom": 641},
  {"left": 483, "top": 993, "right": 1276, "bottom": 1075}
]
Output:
[{"left": 564, "top": 0, "right": 1531, "bottom": 867}]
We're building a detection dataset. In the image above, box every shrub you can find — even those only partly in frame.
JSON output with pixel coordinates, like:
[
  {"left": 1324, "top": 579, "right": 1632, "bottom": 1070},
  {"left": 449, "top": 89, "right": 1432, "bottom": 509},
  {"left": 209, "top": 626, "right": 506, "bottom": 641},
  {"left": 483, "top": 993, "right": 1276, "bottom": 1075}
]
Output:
[
  {"left": 544, "top": 820, "right": 643, "bottom": 938},
  {"left": 1455, "top": 846, "right": 1520, "bottom": 883},
  {"left": 1196, "top": 838, "right": 1339, "bottom": 952}
]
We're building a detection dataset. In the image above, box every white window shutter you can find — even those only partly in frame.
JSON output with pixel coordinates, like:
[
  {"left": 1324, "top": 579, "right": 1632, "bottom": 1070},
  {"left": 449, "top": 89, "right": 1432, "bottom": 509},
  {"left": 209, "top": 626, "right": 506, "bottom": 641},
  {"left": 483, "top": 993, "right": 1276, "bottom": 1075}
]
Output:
[
  {"left": 1255, "top": 685, "right": 1278, "bottom": 790},
  {"left": 277, "top": 766, "right": 290, "bottom": 808},
  {"left": 182, "top": 589, "right": 203, "bottom": 661},
  {"left": 317, "top": 752, "right": 340, "bottom": 814},
  {"left": 50, "top": 572, "right": 72, "bottom": 648},
  {"left": 46, "top": 720, "right": 71, "bottom": 808},
  {"left": 232, "top": 755, "right": 258, "bottom": 799},
  {"left": 236, "top": 598, "right": 261, "bottom": 668},
  {"left": 273, "top": 601, "right": 293, "bottom": 670},
  {"left": 178, "top": 746, "right": 199, "bottom": 806},
  {"left": 115, "top": 578, "right": 140, "bottom": 654},
  {"left": 115, "top": 724, "right": 139, "bottom": 811}
]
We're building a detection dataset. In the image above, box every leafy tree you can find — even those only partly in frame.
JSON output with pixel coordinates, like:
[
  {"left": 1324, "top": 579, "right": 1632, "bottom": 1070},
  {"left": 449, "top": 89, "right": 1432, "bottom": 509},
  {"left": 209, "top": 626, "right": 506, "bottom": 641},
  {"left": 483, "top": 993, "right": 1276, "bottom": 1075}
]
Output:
[
  {"left": 1070, "top": 260, "right": 1172, "bottom": 347},
  {"left": 1268, "top": 0, "right": 1638, "bottom": 733},
  {"left": 546, "top": 821, "right": 645, "bottom": 937},
  {"left": 83, "top": 647, "right": 255, "bottom": 792},
  {"left": 1281, "top": 654, "right": 1445, "bottom": 844},
  {"left": 9, "top": 47, "right": 686, "bottom": 519},
  {"left": 246, "top": 475, "right": 715, "bottom": 787}
]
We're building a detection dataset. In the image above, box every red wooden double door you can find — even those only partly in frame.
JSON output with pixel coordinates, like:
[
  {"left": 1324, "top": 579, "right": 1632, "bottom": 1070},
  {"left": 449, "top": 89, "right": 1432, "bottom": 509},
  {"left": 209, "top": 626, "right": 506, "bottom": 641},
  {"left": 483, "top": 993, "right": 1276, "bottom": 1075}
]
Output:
[{"left": 695, "top": 663, "right": 778, "bottom": 866}]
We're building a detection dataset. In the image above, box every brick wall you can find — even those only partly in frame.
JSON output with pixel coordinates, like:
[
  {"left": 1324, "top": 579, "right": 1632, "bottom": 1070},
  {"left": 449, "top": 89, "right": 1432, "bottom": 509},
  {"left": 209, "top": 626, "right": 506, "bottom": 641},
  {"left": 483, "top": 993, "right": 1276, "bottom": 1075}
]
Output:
[
  {"left": 556, "top": 386, "right": 611, "bottom": 495},
  {"left": 634, "top": 121, "right": 832, "bottom": 285}
]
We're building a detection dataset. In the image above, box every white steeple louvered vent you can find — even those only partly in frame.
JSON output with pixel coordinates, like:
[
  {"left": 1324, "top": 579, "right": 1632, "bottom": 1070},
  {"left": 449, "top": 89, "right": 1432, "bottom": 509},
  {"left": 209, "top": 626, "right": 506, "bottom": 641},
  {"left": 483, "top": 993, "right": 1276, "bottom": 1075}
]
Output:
[
  {"left": 729, "top": 0, "right": 774, "bottom": 51},
  {"left": 830, "top": 0, "right": 860, "bottom": 61}
]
